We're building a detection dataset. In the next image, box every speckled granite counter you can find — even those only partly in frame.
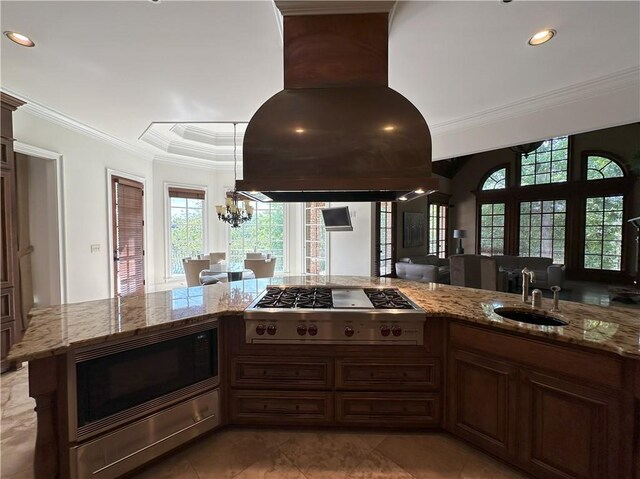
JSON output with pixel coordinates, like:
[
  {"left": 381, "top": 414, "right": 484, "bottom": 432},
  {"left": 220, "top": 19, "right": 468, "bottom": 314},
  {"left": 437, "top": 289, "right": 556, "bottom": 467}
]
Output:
[{"left": 7, "top": 276, "right": 640, "bottom": 362}]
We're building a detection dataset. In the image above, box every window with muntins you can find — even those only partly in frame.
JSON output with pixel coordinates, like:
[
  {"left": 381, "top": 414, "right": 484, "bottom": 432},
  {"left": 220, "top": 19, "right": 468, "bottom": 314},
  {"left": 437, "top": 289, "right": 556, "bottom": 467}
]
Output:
[
  {"left": 229, "top": 201, "right": 285, "bottom": 272},
  {"left": 586, "top": 155, "right": 624, "bottom": 180},
  {"left": 584, "top": 196, "right": 624, "bottom": 270},
  {"left": 169, "top": 188, "right": 205, "bottom": 276},
  {"left": 478, "top": 203, "right": 505, "bottom": 256},
  {"left": 481, "top": 167, "right": 507, "bottom": 190},
  {"left": 519, "top": 199, "right": 566, "bottom": 264},
  {"left": 428, "top": 203, "right": 448, "bottom": 258},
  {"left": 304, "top": 202, "right": 328, "bottom": 274},
  {"left": 377, "top": 201, "right": 394, "bottom": 276},
  {"left": 520, "top": 136, "right": 569, "bottom": 186}
]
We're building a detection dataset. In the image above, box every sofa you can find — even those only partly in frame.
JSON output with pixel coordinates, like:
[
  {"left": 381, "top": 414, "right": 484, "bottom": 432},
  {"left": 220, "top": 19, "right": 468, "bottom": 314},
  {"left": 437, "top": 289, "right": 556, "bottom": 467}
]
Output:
[
  {"left": 395, "top": 255, "right": 450, "bottom": 284},
  {"left": 492, "top": 255, "right": 565, "bottom": 289}
]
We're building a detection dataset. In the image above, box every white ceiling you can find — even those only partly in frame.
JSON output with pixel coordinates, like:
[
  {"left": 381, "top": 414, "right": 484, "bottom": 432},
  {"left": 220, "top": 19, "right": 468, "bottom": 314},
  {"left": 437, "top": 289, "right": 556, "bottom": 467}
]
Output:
[{"left": 1, "top": 0, "right": 639, "bottom": 163}]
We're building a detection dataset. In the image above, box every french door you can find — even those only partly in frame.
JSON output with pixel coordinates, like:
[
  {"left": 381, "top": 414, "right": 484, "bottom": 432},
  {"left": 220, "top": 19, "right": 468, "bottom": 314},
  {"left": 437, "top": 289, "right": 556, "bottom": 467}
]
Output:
[{"left": 111, "top": 176, "right": 145, "bottom": 297}]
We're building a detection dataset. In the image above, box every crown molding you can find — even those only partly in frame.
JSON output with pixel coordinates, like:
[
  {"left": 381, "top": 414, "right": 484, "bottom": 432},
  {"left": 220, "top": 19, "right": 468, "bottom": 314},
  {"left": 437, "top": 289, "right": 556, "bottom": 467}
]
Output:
[
  {"left": 275, "top": 1, "right": 395, "bottom": 16},
  {"left": 430, "top": 66, "right": 640, "bottom": 135},
  {"left": 13, "top": 141, "right": 62, "bottom": 160},
  {"left": 154, "top": 153, "right": 238, "bottom": 171},
  {"left": 0, "top": 87, "right": 153, "bottom": 161}
]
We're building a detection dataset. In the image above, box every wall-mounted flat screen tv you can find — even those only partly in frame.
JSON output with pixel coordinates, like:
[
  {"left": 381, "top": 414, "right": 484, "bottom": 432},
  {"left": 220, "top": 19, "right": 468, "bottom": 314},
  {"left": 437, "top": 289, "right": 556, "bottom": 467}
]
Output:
[{"left": 321, "top": 207, "right": 353, "bottom": 232}]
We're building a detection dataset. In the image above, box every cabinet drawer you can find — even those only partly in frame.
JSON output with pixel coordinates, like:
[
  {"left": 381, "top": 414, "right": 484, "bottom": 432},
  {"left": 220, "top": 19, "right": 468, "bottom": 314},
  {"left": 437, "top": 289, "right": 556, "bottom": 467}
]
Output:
[
  {"left": 336, "top": 358, "right": 439, "bottom": 390},
  {"left": 231, "top": 357, "right": 332, "bottom": 389},
  {"left": 336, "top": 392, "right": 440, "bottom": 427},
  {"left": 0, "top": 289, "right": 14, "bottom": 323},
  {"left": 229, "top": 390, "right": 333, "bottom": 425}
]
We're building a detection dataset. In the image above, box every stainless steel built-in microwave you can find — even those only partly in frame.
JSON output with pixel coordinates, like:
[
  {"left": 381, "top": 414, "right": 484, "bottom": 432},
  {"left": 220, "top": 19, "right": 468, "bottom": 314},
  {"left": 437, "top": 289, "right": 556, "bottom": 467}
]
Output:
[{"left": 69, "top": 320, "right": 219, "bottom": 443}]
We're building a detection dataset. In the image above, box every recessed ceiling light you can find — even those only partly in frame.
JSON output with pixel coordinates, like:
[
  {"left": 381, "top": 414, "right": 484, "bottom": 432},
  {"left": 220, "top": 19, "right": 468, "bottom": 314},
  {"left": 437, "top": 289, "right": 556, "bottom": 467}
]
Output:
[
  {"left": 398, "top": 196, "right": 408, "bottom": 201},
  {"left": 383, "top": 125, "right": 395, "bottom": 131},
  {"left": 528, "top": 29, "right": 556, "bottom": 46},
  {"left": 295, "top": 128, "right": 305, "bottom": 134},
  {"left": 4, "top": 31, "right": 35, "bottom": 47},
  {"left": 414, "top": 188, "right": 425, "bottom": 194}
]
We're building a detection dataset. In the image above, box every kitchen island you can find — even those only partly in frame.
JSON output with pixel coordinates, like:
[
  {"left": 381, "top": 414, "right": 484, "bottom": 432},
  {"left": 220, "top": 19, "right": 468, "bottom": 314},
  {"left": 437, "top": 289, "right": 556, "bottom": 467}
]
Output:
[{"left": 7, "top": 276, "right": 640, "bottom": 479}]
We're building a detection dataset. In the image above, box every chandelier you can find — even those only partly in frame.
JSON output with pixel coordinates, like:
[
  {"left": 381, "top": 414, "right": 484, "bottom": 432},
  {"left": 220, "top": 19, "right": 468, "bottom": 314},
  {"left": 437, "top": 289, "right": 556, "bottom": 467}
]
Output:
[
  {"left": 509, "top": 140, "right": 544, "bottom": 158},
  {"left": 215, "top": 123, "right": 254, "bottom": 227}
]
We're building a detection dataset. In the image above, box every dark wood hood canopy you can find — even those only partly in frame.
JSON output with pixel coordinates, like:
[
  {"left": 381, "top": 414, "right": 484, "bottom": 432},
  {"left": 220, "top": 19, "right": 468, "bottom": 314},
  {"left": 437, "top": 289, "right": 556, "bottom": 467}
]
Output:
[{"left": 238, "top": 2, "right": 438, "bottom": 202}]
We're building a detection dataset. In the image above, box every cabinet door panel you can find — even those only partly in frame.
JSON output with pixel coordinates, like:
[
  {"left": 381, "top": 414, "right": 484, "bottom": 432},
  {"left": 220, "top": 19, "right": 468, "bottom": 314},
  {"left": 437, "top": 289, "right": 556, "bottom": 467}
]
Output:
[
  {"left": 230, "top": 357, "right": 332, "bottom": 389},
  {"left": 1, "top": 321, "right": 14, "bottom": 361},
  {"left": 1, "top": 171, "right": 15, "bottom": 288},
  {"left": 336, "top": 392, "right": 440, "bottom": 427},
  {"left": 336, "top": 358, "right": 439, "bottom": 390},
  {"left": 520, "top": 370, "right": 620, "bottom": 479},
  {"left": 1, "top": 289, "right": 14, "bottom": 323},
  {"left": 448, "top": 349, "right": 517, "bottom": 460},
  {"left": 229, "top": 390, "right": 333, "bottom": 425}
]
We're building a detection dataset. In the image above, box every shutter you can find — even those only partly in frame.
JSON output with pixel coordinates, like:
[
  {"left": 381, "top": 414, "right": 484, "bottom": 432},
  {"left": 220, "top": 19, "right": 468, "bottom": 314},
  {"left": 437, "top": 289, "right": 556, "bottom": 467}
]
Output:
[
  {"left": 114, "top": 178, "right": 145, "bottom": 297},
  {"left": 168, "top": 187, "right": 205, "bottom": 200}
]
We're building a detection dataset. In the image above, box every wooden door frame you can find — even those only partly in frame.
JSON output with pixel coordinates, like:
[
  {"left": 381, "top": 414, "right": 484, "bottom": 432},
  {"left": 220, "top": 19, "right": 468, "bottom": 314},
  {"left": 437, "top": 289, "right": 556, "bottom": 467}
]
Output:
[
  {"left": 13, "top": 142, "right": 67, "bottom": 304},
  {"left": 107, "top": 169, "right": 148, "bottom": 298}
]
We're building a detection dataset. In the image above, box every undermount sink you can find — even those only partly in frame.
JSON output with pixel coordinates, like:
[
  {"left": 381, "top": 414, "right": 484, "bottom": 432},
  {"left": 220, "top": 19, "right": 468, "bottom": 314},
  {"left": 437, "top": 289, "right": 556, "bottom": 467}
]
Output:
[{"left": 493, "top": 307, "right": 568, "bottom": 327}]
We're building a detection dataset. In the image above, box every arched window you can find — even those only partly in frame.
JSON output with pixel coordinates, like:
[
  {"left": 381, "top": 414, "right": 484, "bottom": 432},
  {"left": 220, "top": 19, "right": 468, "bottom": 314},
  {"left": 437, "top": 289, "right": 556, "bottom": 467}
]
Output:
[
  {"left": 481, "top": 167, "right": 507, "bottom": 190},
  {"left": 586, "top": 155, "right": 624, "bottom": 180},
  {"left": 520, "top": 136, "right": 568, "bottom": 186}
]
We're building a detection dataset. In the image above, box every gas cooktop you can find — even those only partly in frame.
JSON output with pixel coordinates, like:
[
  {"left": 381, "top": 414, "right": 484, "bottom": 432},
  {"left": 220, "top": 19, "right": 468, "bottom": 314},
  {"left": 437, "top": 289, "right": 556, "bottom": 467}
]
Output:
[{"left": 244, "top": 286, "right": 426, "bottom": 345}]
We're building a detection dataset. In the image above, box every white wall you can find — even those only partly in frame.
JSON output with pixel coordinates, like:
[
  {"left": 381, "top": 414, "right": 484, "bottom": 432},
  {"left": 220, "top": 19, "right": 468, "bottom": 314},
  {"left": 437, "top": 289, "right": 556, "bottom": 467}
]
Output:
[
  {"left": 328, "top": 202, "right": 374, "bottom": 277},
  {"left": 13, "top": 110, "right": 154, "bottom": 303},
  {"left": 27, "top": 155, "right": 61, "bottom": 307}
]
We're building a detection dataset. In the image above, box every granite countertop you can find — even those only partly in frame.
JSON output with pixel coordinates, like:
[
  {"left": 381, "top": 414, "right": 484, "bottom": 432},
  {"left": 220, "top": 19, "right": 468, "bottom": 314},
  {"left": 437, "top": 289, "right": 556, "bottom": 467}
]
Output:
[{"left": 7, "top": 276, "right": 640, "bottom": 362}]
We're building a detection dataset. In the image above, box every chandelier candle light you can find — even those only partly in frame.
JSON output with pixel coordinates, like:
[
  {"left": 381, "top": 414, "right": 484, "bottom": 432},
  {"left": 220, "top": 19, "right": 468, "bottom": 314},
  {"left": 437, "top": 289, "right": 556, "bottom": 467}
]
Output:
[{"left": 216, "top": 123, "right": 254, "bottom": 227}]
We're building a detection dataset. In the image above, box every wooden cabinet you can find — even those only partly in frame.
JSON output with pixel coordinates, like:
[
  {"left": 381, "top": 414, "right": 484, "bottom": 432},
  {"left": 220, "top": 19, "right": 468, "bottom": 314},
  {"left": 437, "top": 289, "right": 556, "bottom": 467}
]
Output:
[
  {"left": 447, "top": 321, "right": 631, "bottom": 479},
  {"left": 230, "top": 357, "right": 333, "bottom": 390},
  {"left": 520, "top": 370, "right": 620, "bottom": 479},
  {"left": 336, "top": 392, "right": 440, "bottom": 427},
  {"left": 448, "top": 349, "right": 517, "bottom": 460},
  {"left": 229, "top": 390, "right": 333, "bottom": 425},
  {"left": 336, "top": 358, "right": 439, "bottom": 391},
  {"left": 0, "top": 93, "right": 24, "bottom": 372}
]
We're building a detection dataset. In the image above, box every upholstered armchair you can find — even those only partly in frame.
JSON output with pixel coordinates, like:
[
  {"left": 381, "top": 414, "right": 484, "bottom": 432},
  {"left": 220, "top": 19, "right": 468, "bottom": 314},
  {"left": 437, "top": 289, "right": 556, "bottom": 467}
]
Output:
[{"left": 449, "top": 254, "right": 507, "bottom": 291}]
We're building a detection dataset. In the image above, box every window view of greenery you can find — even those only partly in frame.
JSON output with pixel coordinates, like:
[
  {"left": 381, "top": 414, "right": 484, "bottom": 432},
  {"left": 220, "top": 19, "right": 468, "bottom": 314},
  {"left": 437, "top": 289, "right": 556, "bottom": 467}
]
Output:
[
  {"left": 479, "top": 203, "right": 505, "bottom": 256},
  {"left": 520, "top": 136, "right": 568, "bottom": 186},
  {"left": 305, "top": 202, "right": 328, "bottom": 275},
  {"left": 428, "top": 203, "right": 448, "bottom": 258},
  {"left": 481, "top": 167, "right": 507, "bottom": 190},
  {"left": 519, "top": 199, "right": 566, "bottom": 263},
  {"left": 170, "top": 196, "right": 205, "bottom": 275},
  {"left": 378, "top": 201, "right": 393, "bottom": 276},
  {"left": 229, "top": 201, "right": 285, "bottom": 273},
  {"left": 586, "top": 156, "right": 624, "bottom": 180},
  {"left": 584, "top": 196, "right": 623, "bottom": 270},
  {"left": 172, "top": 286, "right": 203, "bottom": 309}
]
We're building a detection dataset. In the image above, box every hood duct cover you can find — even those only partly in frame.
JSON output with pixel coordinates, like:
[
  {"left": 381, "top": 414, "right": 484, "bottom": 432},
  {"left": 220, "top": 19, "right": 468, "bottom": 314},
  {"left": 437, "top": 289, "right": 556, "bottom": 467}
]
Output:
[{"left": 238, "top": 7, "right": 438, "bottom": 202}]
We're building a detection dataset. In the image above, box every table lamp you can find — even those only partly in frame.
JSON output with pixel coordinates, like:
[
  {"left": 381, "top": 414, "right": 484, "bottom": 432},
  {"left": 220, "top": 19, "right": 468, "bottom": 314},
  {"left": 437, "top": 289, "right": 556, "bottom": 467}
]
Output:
[{"left": 453, "top": 229, "right": 466, "bottom": 254}]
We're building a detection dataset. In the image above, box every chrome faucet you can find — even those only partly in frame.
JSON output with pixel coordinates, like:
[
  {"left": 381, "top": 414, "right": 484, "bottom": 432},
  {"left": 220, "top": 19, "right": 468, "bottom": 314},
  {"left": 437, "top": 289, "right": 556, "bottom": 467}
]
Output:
[
  {"left": 522, "top": 268, "right": 536, "bottom": 302},
  {"left": 550, "top": 286, "right": 561, "bottom": 312}
]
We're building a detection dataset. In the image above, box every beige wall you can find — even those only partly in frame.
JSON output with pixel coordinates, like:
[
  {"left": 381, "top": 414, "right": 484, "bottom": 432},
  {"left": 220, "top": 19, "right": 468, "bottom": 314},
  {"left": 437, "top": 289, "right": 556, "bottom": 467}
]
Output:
[
  {"left": 396, "top": 174, "right": 451, "bottom": 259},
  {"left": 448, "top": 122, "right": 640, "bottom": 275}
]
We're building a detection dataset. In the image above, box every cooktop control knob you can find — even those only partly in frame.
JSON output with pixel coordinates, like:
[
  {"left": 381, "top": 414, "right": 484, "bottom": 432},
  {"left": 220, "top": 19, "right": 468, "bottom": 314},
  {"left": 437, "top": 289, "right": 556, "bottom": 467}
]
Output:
[
  {"left": 267, "top": 324, "right": 277, "bottom": 336},
  {"left": 297, "top": 324, "right": 307, "bottom": 336},
  {"left": 392, "top": 326, "right": 402, "bottom": 337},
  {"left": 344, "top": 326, "right": 355, "bottom": 337},
  {"left": 255, "top": 324, "right": 266, "bottom": 335},
  {"left": 380, "top": 325, "right": 391, "bottom": 337},
  {"left": 308, "top": 324, "right": 318, "bottom": 336}
]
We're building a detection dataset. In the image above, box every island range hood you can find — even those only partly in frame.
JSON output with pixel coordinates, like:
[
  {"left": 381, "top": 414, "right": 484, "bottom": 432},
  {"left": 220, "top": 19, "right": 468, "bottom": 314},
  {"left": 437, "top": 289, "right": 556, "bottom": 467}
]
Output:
[{"left": 237, "top": 2, "right": 438, "bottom": 203}]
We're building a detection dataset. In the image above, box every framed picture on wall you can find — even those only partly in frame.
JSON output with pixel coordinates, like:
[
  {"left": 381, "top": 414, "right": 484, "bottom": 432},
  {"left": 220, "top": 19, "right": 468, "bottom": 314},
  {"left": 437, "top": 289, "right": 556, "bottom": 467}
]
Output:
[{"left": 403, "top": 212, "right": 424, "bottom": 248}]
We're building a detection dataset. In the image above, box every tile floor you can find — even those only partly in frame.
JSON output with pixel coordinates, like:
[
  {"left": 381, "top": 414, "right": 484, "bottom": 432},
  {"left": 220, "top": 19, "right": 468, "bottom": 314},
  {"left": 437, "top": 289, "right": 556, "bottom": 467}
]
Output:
[{"left": 1, "top": 367, "right": 528, "bottom": 479}]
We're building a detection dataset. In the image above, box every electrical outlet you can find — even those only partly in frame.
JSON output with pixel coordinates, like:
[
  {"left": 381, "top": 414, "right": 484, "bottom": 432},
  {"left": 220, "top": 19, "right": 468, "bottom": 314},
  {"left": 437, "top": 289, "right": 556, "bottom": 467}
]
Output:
[{"left": 91, "top": 244, "right": 100, "bottom": 253}]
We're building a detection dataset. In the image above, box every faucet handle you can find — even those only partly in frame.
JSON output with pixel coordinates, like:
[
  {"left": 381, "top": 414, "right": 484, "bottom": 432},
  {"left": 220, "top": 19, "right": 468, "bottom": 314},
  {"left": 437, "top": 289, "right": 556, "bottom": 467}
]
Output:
[{"left": 550, "top": 285, "right": 561, "bottom": 293}]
